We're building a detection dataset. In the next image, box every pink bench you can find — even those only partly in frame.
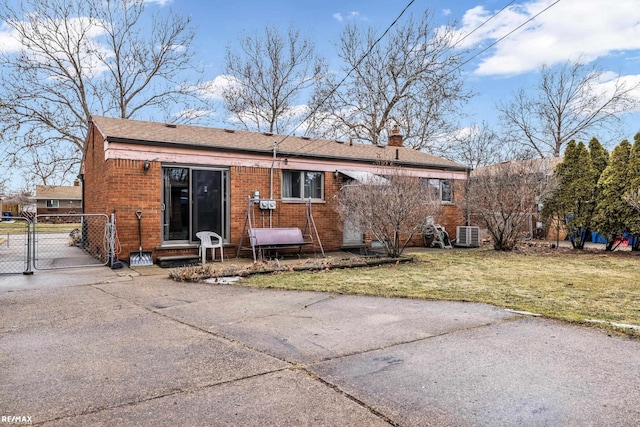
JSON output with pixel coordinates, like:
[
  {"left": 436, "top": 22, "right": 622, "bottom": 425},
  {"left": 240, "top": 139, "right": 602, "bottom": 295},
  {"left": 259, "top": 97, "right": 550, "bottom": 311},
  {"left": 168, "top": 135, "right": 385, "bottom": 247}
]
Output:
[{"left": 249, "top": 227, "right": 310, "bottom": 258}]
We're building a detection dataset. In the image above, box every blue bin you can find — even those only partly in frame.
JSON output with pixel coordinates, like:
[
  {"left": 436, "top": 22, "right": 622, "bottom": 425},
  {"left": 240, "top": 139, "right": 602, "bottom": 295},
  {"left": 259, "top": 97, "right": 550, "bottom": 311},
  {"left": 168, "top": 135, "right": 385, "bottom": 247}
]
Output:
[{"left": 591, "top": 232, "right": 607, "bottom": 244}]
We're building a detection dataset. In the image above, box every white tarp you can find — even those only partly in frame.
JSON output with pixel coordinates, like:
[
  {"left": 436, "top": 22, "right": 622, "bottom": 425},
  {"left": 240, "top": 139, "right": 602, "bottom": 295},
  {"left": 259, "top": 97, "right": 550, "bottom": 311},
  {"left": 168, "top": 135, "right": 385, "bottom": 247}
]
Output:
[{"left": 338, "top": 170, "right": 389, "bottom": 185}]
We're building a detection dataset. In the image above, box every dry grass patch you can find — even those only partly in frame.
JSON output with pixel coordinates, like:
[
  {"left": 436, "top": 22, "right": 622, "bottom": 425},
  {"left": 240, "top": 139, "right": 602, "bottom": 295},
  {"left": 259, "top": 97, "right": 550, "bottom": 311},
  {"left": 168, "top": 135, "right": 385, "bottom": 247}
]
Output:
[{"left": 0, "top": 222, "right": 79, "bottom": 234}]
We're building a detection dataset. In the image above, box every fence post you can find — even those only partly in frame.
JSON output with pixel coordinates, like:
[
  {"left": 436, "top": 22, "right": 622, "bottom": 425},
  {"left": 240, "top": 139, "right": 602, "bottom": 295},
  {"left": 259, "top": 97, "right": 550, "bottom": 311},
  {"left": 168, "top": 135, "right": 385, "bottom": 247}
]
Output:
[{"left": 23, "top": 219, "right": 33, "bottom": 275}]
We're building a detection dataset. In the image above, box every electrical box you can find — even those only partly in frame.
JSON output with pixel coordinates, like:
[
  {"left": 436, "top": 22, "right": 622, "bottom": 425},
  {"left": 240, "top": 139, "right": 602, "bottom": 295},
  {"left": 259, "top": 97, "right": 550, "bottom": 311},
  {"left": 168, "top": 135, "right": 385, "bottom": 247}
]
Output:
[{"left": 259, "top": 199, "right": 277, "bottom": 210}]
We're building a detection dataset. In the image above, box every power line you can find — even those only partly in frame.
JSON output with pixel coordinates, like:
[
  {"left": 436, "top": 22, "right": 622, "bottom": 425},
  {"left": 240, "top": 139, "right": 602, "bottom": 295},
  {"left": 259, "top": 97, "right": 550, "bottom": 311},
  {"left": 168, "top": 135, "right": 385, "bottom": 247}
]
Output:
[
  {"left": 284, "top": 0, "right": 521, "bottom": 159},
  {"left": 278, "top": 0, "right": 416, "bottom": 154},
  {"left": 453, "top": 0, "right": 562, "bottom": 73},
  {"left": 285, "top": 0, "right": 561, "bottom": 159},
  {"left": 452, "top": 0, "right": 517, "bottom": 49}
]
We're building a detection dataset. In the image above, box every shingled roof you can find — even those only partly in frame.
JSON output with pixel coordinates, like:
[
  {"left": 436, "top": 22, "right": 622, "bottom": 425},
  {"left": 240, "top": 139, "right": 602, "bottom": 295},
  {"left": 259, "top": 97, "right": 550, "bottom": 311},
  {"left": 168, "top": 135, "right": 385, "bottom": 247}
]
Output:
[
  {"left": 34, "top": 185, "right": 82, "bottom": 200},
  {"left": 471, "top": 157, "right": 563, "bottom": 177},
  {"left": 90, "top": 116, "right": 468, "bottom": 171}
]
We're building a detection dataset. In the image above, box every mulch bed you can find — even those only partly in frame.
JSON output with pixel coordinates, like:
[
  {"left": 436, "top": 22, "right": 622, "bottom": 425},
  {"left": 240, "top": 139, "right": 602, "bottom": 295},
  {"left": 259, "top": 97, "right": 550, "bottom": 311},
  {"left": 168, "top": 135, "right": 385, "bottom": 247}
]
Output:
[{"left": 169, "top": 254, "right": 413, "bottom": 282}]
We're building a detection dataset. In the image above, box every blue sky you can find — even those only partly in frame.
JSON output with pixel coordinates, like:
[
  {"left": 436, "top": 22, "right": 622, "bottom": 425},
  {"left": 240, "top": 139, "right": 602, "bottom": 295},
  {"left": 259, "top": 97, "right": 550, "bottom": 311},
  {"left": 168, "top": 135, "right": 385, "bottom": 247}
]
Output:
[
  {"left": 2, "top": 0, "right": 640, "bottom": 191},
  {"left": 152, "top": 0, "right": 640, "bottom": 146},
  {"left": 3, "top": 0, "right": 640, "bottom": 142}
]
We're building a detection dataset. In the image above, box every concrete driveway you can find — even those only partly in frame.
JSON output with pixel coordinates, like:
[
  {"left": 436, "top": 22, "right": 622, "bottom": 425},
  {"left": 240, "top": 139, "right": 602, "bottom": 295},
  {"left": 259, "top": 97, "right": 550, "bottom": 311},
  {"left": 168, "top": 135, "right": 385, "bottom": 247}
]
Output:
[{"left": 1, "top": 267, "right": 639, "bottom": 426}]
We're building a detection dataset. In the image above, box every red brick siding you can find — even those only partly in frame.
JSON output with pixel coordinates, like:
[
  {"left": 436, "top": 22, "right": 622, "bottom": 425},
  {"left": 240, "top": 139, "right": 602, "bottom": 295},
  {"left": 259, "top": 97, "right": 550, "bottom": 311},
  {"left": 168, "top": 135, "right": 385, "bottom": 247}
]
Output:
[
  {"left": 84, "top": 129, "right": 162, "bottom": 261},
  {"left": 230, "top": 167, "right": 343, "bottom": 255},
  {"left": 83, "top": 125, "right": 466, "bottom": 261}
]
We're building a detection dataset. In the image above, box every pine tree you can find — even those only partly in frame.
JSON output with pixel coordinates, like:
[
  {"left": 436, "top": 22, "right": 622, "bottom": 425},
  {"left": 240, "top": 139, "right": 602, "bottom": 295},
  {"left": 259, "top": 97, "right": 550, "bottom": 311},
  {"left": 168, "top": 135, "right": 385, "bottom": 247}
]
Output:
[
  {"left": 545, "top": 140, "right": 599, "bottom": 249},
  {"left": 627, "top": 134, "right": 640, "bottom": 250},
  {"left": 593, "top": 140, "right": 633, "bottom": 250},
  {"left": 586, "top": 137, "right": 610, "bottom": 245},
  {"left": 589, "top": 138, "right": 609, "bottom": 177}
]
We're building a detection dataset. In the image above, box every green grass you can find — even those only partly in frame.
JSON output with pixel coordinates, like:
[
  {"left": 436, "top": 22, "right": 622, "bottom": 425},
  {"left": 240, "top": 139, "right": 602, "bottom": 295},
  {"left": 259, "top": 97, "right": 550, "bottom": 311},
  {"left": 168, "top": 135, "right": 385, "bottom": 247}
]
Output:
[{"left": 239, "top": 249, "right": 640, "bottom": 337}]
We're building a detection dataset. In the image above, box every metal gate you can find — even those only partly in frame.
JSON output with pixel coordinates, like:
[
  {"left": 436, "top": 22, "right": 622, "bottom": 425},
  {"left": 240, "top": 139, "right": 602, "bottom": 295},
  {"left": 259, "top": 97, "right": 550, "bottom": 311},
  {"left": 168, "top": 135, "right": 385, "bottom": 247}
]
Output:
[
  {"left": 0, "top": 217, "right": 32, "bottom": 274},
  {"left": 33, "top": 214, "right": 112, "bottom": 270},
  {"left": 1, "top": 214, "right": 115, "bottom": 274}
]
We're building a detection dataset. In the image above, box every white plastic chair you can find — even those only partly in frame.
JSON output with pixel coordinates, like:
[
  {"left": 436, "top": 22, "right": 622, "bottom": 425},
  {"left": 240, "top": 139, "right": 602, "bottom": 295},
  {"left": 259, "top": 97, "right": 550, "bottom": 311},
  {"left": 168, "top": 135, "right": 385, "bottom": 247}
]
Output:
[{"left": 196, "top": 231, "right": 224, "bottom": 264}]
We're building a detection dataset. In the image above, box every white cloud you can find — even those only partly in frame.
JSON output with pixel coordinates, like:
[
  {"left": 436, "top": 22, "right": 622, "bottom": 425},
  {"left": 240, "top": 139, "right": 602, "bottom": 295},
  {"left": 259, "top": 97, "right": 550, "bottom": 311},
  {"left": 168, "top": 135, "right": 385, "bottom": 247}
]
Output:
[
  {"left": 591, "top": 73, "right": 640, "bottom": 114},
  {"left": 453, "top": 0, "right": 640, "bottom": 76},
  {"left": 0, "top": 23, "right": 23, "bottom": 53},
  {"left": 333, "top": 11, "right": 363, "bottom": 23},
  {"left": 442, "top": 9, "right": 452, "bottom": 17},
  {"left": 195, "top": 75, "right": 237, "bottom": 100}
]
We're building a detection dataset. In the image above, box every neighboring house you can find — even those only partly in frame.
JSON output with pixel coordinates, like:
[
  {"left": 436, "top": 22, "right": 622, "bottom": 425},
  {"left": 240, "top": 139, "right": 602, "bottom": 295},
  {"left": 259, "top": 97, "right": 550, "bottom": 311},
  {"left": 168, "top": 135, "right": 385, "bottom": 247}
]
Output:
[
  {"left": 34, "top": 184, "right": 83, "bottom": 216},
  {"left": 81, "top": 116, "right": 469, "bottom": 264}
]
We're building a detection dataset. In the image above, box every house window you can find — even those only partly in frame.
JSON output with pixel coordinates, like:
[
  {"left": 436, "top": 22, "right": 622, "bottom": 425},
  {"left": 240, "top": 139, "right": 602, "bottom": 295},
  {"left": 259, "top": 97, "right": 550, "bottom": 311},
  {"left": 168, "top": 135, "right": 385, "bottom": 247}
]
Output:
[
  {"left": 283, "top": 171, "right": 324, "bottom": 200},
  {"left": 46, "top": 200, "right": 59, "bottom": 208},
  {"left": 162, "top": 166, "right": 229, "bottom": 243},
  {"left": 425, "top": 179, "right": 453, "bottom": 203}
]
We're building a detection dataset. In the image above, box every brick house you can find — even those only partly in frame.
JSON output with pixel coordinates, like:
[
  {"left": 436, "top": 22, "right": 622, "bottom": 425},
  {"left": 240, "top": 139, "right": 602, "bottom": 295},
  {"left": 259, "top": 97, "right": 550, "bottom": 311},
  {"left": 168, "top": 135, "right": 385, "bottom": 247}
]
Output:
[
  {"left": 34, "top": 184, "right": 83, "bottom": 216},
  {"left": 81, "top": 116, "right": 469, "bottom": 264}
]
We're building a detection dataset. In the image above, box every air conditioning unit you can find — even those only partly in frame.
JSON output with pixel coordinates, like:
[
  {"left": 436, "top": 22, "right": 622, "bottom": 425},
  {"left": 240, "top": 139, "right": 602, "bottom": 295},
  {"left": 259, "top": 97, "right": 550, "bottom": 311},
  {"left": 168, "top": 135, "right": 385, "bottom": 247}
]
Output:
[{"left": 456, "top": 226, "right": 480, "bottom": 247}]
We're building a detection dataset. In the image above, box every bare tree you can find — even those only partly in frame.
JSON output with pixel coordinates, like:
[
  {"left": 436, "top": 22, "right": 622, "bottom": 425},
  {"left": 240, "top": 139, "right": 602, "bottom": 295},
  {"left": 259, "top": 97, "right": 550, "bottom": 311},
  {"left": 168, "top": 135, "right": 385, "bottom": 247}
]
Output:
[
  {"left": 435, "top": 122, "right": 504, "bottom": 169},
  {"left": 222, "top": 25, "right": 326, "bottom": 134},
  {"left": 311, "top": 10, "right": 469, "bottom": 149},
  {"left": 498, "top": 61, "right": 639, "bottom": 157},
  {"left": 469, "top": 160, "right": 554, "bottom": 250},
  {"left": 337, "top": 168, "right": 442, "bottom": 257},
  {"left": 0, "top": 0, "right": 207, "bottom": 186}
]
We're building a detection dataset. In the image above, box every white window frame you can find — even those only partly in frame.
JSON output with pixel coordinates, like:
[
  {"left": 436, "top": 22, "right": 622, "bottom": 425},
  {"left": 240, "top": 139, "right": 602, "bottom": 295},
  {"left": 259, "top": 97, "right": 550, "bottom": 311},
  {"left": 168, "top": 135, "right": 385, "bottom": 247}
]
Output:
[
  {"left": 424, "top": 178, "right": 453, "bottom": 203},
  {"left": 282, "top": 170, "right": 324, "bottom": 200},
  {"left": 46, "top": 199, "right": 59, "bottom": 208}
]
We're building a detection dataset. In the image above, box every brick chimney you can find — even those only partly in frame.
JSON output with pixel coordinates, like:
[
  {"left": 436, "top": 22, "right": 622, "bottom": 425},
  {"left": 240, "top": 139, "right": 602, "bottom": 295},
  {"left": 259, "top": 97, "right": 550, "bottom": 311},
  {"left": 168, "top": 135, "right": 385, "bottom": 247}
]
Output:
[{"left": 388, "top": 124, "right": 403, "bottom": 147}]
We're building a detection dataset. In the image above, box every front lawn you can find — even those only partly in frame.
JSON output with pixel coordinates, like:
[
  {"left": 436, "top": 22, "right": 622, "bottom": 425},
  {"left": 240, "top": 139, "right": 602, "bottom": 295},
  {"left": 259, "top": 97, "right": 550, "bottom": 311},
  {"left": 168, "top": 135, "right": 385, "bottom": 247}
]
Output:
[{"left": 237, "top": 249, "right": 640, "bottom": 337}]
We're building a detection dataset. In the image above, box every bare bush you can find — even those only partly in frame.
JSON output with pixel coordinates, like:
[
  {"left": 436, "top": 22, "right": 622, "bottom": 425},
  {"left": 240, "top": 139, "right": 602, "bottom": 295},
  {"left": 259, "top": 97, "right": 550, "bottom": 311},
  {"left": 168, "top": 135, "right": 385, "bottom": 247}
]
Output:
[
  {"left": 337, "top": 169, "right": 442, "bottom": 257},
  {"left": 469, "top": 160, "right": 554, "bottom": 251}
]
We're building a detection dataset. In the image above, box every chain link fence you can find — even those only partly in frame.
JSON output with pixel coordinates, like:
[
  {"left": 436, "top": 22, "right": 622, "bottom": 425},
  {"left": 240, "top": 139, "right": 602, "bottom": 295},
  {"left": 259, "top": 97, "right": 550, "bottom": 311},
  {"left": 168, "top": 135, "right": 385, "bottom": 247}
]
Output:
[
  {"left": 33, "top": 214, "right": 111, "bottom": 270},
  {"left": 0, "top": 217, "right": 31, "bottom": 274}
]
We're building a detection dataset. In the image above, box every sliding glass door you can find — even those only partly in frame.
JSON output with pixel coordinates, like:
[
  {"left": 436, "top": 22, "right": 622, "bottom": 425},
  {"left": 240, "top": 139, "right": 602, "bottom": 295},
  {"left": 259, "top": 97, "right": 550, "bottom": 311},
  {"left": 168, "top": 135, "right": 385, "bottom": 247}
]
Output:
[{"left": 162, "top": 166, "right": 229, "bottom": 243}]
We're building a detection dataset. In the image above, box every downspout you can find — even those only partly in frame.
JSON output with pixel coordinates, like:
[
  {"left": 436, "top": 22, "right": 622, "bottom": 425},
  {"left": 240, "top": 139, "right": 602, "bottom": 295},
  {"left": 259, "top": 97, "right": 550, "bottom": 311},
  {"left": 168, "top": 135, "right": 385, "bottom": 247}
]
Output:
[
  {"left": 270, "top": 141, "right": 277, "bottom": 228},
  {"left": 270, "top": 141, "right": 277, "bottom": 199},
  {"left": 465, "top": 167, "right": 471, "bottom": 226}
]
